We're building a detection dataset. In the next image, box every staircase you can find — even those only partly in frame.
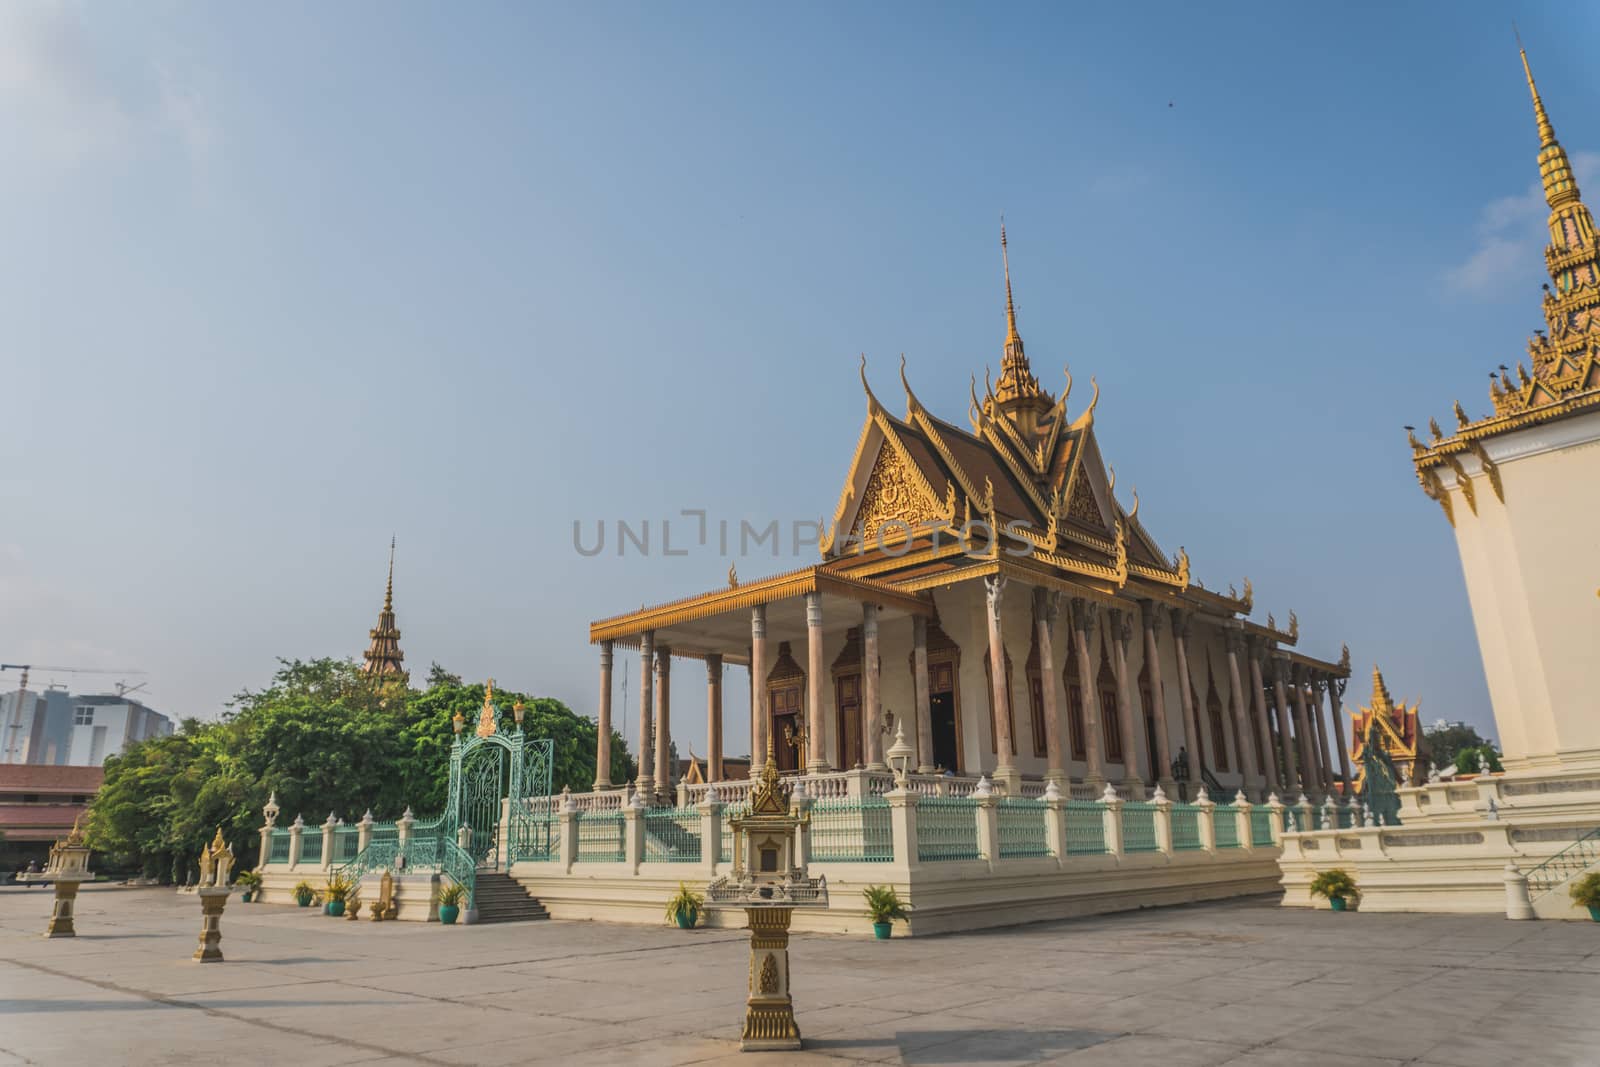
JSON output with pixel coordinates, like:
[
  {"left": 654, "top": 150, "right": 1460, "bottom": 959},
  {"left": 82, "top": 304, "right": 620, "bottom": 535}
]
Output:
[
  {"left": 472, "top": 871, "right": 550, "bottom": 924},
  {"left": 1527, "top": 826, "right": 1600, "bottom": 919}
]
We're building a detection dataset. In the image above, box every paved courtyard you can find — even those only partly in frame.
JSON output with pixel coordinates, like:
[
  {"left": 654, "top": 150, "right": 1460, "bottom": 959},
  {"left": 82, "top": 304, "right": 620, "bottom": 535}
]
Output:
[{"left": 2, "top": 886, "right": 1598, "bottom": 1066}]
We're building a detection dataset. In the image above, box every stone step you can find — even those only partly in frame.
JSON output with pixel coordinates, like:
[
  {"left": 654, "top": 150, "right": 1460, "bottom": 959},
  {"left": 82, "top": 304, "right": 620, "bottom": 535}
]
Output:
[{"left": 472, "top": 873, "right": 551, "bottom": 924}]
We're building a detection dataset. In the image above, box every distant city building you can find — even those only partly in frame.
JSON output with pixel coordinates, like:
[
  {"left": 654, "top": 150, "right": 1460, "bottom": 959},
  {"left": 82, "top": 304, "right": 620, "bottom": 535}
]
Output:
[
  {"left": 363, "top": 538, "right": 408, "bottom": 680},
  {"left": 0, "top": 689, "right": 172, "bottom": 767}
]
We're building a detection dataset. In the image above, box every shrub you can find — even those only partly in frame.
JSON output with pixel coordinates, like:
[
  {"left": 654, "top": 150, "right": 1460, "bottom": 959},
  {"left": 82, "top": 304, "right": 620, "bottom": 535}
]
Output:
[
  {"left": 435, "top": 880, "right": 468, "bottom": 907},
  {"left": 323, "top": 874, "right": 354, "bottom": 903},
  {"left": 665, "top": 883, "right": 704, "bottom": 923},
  {"left": 1569, "top": 872, "right": 1600, "bottom": 910},
  {"left": 862, "top": 884, "right": 911, "bottom": 924},
  {"left": 1308, "top": 868, "right": 1360, "bottom": 903}
]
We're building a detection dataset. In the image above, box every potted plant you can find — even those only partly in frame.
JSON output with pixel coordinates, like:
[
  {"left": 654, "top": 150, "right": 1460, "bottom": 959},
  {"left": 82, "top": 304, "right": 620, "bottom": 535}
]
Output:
[
  {"left": 323, "top": 874, "right": 353, "bottom": 917},
  {"left": 862, "top": 885, "right": 911, "bottom": 939},
  {"left": 1309, "top": 869, "right": 1360, "bottom": 912},
  {"left": 1568, "top": 872, "right": 1600, "bottom": 921},
  {"left": 665, "top": 883, "right": 704, "bottom": 929},
  {"left": 236, "top": 869, "right": 262, "bottom": 903},
  {"left": 436, "top": 880, "right": 467, "bottom": 925},
  {"left": 293, "top": 880, "right": 315, "bottom": 908}
]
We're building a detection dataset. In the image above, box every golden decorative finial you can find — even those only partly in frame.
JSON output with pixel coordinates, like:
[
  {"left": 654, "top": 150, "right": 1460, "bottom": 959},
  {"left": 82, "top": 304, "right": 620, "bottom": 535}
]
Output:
[
  {"left": 1267, "top": 611, "right": 1277, "bottom": 631},
  {"left": 1519, "top": 35, "right": 1557, "bottom": 149},
  {"left": 476, "top": 679, "right": 498, "bottom": 737},
  {"left": 1339, "top": 643, "right": 1351, "bottom": 672},
  {"left": 384, "top": 536, "right": 395, "bottom": 611},
  {"left": 1001, "top": 217, "right": 1020, "bottom": 348},
  {"left": 728, "top": 562, "right": 739, "bottom": 588},
  {"left": 1287, "top": 610, "right": 1299, "bottom": 642},
  {"left": 1428, "top": 417, "right": 1443, "bottom": 442},
  {"left": 1241, "top": 577, "right": 1254, "bottom": 613},
  {"left": 1519, "top": 40, "right": 1581, "bottom": 208},
  {"left": 1453, "top": 400, "right": 1469, "bottom": 429}
]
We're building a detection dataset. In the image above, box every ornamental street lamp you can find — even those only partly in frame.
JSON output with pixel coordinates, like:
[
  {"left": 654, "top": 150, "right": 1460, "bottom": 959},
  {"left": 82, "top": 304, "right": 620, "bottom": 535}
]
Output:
[{"left": 886, "top": 718, "right": 914, "bottom": 789}]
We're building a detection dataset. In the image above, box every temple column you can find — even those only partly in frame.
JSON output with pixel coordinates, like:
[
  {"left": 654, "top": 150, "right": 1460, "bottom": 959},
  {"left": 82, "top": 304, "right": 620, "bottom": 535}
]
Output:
[
  {"left": 1071, "top": 597, "right": 1106, "bottom": 788},
  {"left": 986, "top": 578, "right": 1020, "bottom": 790},
  {"left": 806, "top": 593, "right": 827, "bottom": 773},
  {"left": 1034, "top": 589, "right": 1065, "bottom": 784},
  {"left": 706, "top": 655, "right": 724, "bottom": 782},
  {"left": 1247, "top": 641, "right": 1280, "bottom": 797},
  {"left": 750, "top": 607, "right": 768, "bottom": 774},
  {"left": 1169, "top": 609, "right": 1202, "bottom": 791},
  {"left": 1140, "top": 602, "right": 1176, "bottom": 796},
  {"left": 1309, "top": 679, "right": 1334, "bottom": 795},
  {"left": 1223, "top": 627, "right": 1258, "bottom": 791},
  {"left": 1110, "top": 608, "right": 1141, "bottom": 789},
  {"left": 1270, "top": 655, "right": 1299, "bottom": 795},
  {"left": 636, "top": 631, "right": 655, "bottom": 798},
  {"left": 595, "top": 640, "right": 614, "bottom": 790},
  {"left": 912, "top": 616, "right": 934, "bottom": 774},
  {"left": 1327, "top": 674, "right": 1353, "bottom": 792},
  {"left": 1290, "top": 667, "right": 1317, "bottom": 799},
  {"left": 653, "top": 647, "right": 672, "bottom": 800},
  {"left": 862, "top": 602, "right": 885, "bottom": 771}
]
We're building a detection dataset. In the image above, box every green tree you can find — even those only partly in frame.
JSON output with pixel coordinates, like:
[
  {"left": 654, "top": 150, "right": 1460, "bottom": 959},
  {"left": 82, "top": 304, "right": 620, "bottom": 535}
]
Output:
[
  {"left": 1422, "top": 722, "right": 1496, "bottom": 770},
  {"left": 1453, "top": 745, "right": 1504, "bottom": 775}
]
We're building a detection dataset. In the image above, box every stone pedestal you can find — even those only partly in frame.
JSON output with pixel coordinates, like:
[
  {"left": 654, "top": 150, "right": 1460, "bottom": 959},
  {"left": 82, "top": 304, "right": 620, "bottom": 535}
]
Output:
[
  {"left": 45, "top": 879, "right": 82, "bottom": 938},
  {"left": 740, "top": 906, "right": 801, "bottom": 1052},
  {"left": 193, "top": 887, "right": 230, "bottom": 962}
]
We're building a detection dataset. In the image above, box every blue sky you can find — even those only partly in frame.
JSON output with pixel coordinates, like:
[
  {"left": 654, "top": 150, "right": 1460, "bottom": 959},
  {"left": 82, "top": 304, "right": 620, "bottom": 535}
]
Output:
[{"left": 3, "top": 2, "right": 1594, "bottom": 759}]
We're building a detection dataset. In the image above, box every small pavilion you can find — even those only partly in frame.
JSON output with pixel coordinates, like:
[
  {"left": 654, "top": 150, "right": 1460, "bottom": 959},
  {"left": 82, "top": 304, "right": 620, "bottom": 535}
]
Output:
[{"left": 589, "top": 229, "right": 1350, "bottom": 803}]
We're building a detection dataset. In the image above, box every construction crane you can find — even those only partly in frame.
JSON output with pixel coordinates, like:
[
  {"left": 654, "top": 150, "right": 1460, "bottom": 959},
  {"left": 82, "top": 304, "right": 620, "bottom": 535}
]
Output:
[{"left": 1, "top": 664, "right": 147, "bottom": 764}]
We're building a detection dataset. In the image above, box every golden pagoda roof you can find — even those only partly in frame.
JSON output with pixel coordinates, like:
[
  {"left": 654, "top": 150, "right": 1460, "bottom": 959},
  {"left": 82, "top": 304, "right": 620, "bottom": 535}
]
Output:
[
  {"left": 1412, "top": 44, "right": 1600, "bottom": 523},
  {"left": 1349, "top": 665, "right": 1422, "bottom": 786},
  {"left": 363, "top": 537, "right": 408, "bottom": 678}
]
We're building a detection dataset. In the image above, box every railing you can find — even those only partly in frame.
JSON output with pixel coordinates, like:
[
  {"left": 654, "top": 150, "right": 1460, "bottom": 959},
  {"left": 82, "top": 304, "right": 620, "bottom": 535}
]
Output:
[
  {"left": 643, "top": 807, "right": 702, "bottom": 863},
  {"left": 508, "top": 813, "right": 557, "bottom": 863},
  {"left": 1250, "top": 808, "right": 1275, "bottom": 847},
  {"left": 442, "top": 838, "right": 477, "bottom": 909},
  {"left": 1525, "top": 826, "right": 1600, "bottom": 898},
  {"left": 916, "top": 796, "right": 980, "bottom": 861},
  {"left": 997, "top": 798, "right": 1050, "bottom": 858},
  {"left": 1213, "top": 807, "right": 1240, "bottom": 849},
  {"left": 1065, "top": 800, "right": 1108, "bottom": 855},
  {"left": 1069, "top": 782, "right": 1101, "bottom": 801},
  {"left": 299, "top": 830, "right": 323, "bottom": 865},
  {"left": 1121, "top": 802, "right": 1159, "bottom": 853},
  {"left": 267, "top": 829, "right": 291, "bottom": 864},
  {"left": 1170, "top": 804, "right": 1203, "bottom": 851},
  {"left": 530, "top": 789, "right": 625, "bottom": 816},
  {"left": 575, "top": 810, "right": 626, "bottom": 863},
  {"left": 808, "top": 798, "right": 892, "bottom": 862},
  {"left": 719, "top": 802, "right": 749, "bottom": 863}
]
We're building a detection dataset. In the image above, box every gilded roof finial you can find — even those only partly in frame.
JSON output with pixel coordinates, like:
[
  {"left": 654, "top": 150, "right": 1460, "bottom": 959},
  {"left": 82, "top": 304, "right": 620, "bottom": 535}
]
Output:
[
  {"left": 384, "top": 535, "right": 396, "bottom": 612},
  {"left": 1001, "top": 217, "right": 1021, "bottom": 350},
  {"left": 1518, "top": 40, "right": 1580, "bottom": 208}
]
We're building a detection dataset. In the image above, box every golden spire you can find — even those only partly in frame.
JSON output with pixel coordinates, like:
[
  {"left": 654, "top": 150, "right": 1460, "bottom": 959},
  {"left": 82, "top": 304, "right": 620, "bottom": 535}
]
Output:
[
  {"left": 1519, "top": 42, "right": 1580, "bottom": 209},
  {"left": 1002, "top": 219, "right": 1022, "bottom": 354},
  {"left": 1370, "top": 664, "right": 1394, "bottom": 714},
  {"left": 988, "top": 221, "right": 1048, "bottom": 431},
  {"left": 383, "top": 536, "right": 395, "bottom": 613},
  {"left": 363, "top": 537, "right": 407, "bottom": 680}
]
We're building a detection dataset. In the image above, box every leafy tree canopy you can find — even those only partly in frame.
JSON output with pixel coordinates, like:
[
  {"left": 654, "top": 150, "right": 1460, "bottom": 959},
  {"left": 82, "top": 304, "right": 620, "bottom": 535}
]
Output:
[
  {"left": 1422, "top": 722, "right": 1496, "bottom": 770},
  {"left": 86, "top": 658, "right": 634, "bottom": 879}
]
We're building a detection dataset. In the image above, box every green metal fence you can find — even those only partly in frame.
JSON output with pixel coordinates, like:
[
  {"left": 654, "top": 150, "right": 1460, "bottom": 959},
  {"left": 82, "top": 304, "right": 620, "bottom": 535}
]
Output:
[
  {"left": 1065, "top": 800, "right": 1107, "bottom": 855},
  {"left": 1121, "top": 801, "right": 1159, "bottom": 853},
  {"left": 1334, "top": 806, "right": 1358, "bottom": 830},
  {"left": 298, "top": 829, "right": 323, "bottom": 865},
  {"left": 575, "top": 810, "right": 626, "bottom": 863},
  {"left": 719, "top": 803, "right": 749, "bottom": 864},
  {"left": 509, "top": 813, "right": 557, "bottom": 863},
  {"left": 1213, "top": 807, "right": 1241, "bottom": 849},
  {"left": 997, "top": 798, "right": 1051, "bottom": 858},
  {"left": 441, "top": 838, "right": 477, "bottom": 909},
  {"left": 644, "top": 807, "right": 702, "bottom": 863},
  {"left": 916, "top": 796, "right": 980, "bottom": 861},
  {"left": 331, "top": 825, "right": 362, "bottom": 863},
  {"left": 808, "top": 798, "right": 892, "bottom": 862},
  {"left": 267, "top": 829, "right": 291, "bottom": 864},
  {"left": 1170, "top": 804, "right": 1203, "bottom": 850},
  {"left": 1250, "top": 807, "right": 1275, "bottom": 846}
]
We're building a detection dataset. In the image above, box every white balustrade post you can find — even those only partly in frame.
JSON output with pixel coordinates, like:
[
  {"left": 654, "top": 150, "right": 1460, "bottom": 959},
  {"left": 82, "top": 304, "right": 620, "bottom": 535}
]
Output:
[
  {"left": 559, "top": 799, "right": 579, "bottom": 871},
  {"left": 624, "top": 794, "right": 645, "bottom": 873},
  {"left": 1234, "top": 794, "right": 1255, "bottom": 854},
  {"left": 456, "top": 823, "right": 472, "bottom": 850},
  {"left": 1264, "top": 794, "right": 1286, "bottom": 846},
  {"left": 321, "top": 813, "right": 337, "bottom": 872},
  {"left": 1296, "top": 794, "right": 1315, "bottom": 835},
  {"left": 358, "top": 810, "right": 373, "bottom": 854},
  {"left": 676, "top": 782, "right": 688, "bottom": 808},
  {"left": 699, "top": 790, "right": 723, "bottom": 876},
  {"left": 1152, "top": 790, "right": 1174, "bottom": 856},
  {"left": 973, "top": 777, "right": 999, "bottom": 867},
  {"left": 886, "top": 788, "right": 918, "bottom": 871},
  {"left": 1043, "top": 782, "right": 1068, "bottom": 865},
  {"left": 1100, "top": 783, "right": 1125, "bottom": 860},
  {"left": 1195, "top": 791, "right": 1216, "bottom": 853},
  {"left": 288, "top": 815, "right": 304, "bottom": 870},
  {"left": 396, "top": 806, "right": 414, "bottom": 851},
  {"left": 1504, "top": 862, "right": 1535, "bottom": 920},
  {"left": 791, "top": 783, "right": 815, "bottom": 869}
]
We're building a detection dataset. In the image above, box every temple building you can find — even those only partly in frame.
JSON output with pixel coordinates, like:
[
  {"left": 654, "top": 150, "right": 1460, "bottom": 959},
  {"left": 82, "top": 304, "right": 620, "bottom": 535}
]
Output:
[
  {"left": 587, "top": 227, "right": 1350, "bottom": 805},
  {"left": 363, "top": 539, "right": 407, "bottom": 681},
  {"left": 1278, "top": 44, "right": 1600, "bottom": 919},
  {"left": 1348, "top": 666, "right": 1424, "bottom": 789}
]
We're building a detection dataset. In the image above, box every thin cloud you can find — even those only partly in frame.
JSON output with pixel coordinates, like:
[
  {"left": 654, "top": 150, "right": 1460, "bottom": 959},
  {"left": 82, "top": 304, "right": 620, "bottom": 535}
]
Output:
[{"left": 1446, "top": 151, "right": 1600, "bottom": 294}]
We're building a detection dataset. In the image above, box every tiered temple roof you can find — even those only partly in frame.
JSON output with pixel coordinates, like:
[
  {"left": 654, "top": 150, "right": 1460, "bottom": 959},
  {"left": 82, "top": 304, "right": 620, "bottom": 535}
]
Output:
[
  {"left": 362, "top": 539, "right": 407, "bottom": 679},
  {"left": 1411, "top": 46, "right": 1600, "bottom": 522},
  {"left": 1349, "top": 666, "right": 1423, "bottom": 788}
]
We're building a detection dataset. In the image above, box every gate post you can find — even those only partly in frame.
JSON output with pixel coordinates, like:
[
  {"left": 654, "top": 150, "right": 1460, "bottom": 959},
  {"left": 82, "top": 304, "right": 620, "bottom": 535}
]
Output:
[
  {"left": 699, "top": 789, "right": 723, "bottom": 877},
  {"left": 559, "top": 793, "right": 579, "bottom": 871},
  {"left": 624, "top": 794, "right": 646, "bottom": 874}
]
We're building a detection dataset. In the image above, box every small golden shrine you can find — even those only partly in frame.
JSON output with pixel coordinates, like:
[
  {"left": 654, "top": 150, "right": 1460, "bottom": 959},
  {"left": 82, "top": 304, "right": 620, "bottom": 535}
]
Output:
[
  {"left": 707, "top": 742, "right": 828, "bottom": 1052},
  {"left": 1349, "top": 667, "right": 1424, "bottom": 788},
  {"left": 42, "top": 816, "right": 93, "bottom": 939}
]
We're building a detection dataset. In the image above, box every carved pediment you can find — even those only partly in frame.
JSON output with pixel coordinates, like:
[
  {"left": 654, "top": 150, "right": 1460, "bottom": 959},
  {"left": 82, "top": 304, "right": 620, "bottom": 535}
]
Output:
[{"left": 851, "top": 442, "right": 944, "bottom": 543}]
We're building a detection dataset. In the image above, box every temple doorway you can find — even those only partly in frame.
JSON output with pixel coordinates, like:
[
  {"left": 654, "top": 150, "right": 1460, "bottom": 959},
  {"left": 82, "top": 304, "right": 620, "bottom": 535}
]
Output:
[
  {"left": 929, "top": 660, "right": 959, "bottom": 772},
  {"left": 767, "top": 641, "right": 804, "bottom": 773}
]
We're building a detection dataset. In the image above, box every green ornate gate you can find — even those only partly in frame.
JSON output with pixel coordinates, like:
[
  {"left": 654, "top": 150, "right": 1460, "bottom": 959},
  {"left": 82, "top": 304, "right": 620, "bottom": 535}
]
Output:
[{"left": 444, "top": 686, "right": 555, "bottom": 870}]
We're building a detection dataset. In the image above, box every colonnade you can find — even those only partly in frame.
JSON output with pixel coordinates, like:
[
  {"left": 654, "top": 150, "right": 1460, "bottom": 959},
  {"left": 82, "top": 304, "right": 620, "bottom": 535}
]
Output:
[{"left": 592, "top": 585, "right": 1351, "bottom": 804}]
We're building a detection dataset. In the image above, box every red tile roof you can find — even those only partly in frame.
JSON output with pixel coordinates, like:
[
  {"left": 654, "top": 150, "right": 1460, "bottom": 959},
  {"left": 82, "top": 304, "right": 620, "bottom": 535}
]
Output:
[{"left": 0, "top": 765, "right": 104, "bottom": 794}]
